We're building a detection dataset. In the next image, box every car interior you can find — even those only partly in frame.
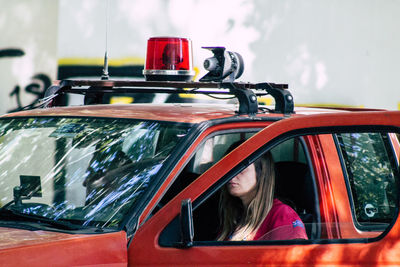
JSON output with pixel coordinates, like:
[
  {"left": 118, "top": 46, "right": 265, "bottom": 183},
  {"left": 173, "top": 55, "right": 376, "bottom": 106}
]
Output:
[{"left": 157, "top": 132, "right": 321, "bottom": 242}]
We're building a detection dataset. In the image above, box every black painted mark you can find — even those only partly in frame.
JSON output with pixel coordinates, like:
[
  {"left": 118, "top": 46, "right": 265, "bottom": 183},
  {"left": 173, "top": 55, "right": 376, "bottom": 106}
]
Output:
[{"left": 8, "top": 73, "right": 52, "bottom": 112}]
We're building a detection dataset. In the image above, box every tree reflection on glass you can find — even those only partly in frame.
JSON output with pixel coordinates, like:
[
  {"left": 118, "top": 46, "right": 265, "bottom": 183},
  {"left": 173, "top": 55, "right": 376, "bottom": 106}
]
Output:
[
  {"left": 0, "top": 117, "right": 189, "bottom": 229},
  {"left": 337, "top": 133, "right": 398, "bottom": 226}
]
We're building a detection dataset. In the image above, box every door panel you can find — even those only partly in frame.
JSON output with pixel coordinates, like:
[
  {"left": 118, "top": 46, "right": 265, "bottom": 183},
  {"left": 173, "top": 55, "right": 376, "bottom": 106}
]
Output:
[{"left": 129, "top": 111, "right": 400, "bottom": 266}]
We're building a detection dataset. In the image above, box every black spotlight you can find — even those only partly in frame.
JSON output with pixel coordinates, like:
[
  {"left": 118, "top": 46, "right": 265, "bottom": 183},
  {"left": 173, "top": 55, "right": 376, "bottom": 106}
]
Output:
[{"left": 199, "top": 47, "right": 244, "bottom": 82}]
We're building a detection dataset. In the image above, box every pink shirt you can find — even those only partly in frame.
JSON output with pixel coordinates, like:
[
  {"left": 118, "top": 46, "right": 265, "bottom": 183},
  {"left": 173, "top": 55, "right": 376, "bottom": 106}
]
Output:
[{"left": 253, "top": 199, "right": 308, "bottom": 241}]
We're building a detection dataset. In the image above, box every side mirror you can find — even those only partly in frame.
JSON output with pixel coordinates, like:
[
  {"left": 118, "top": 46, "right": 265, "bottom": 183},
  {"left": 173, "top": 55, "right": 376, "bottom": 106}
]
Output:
[{"left": 179, "top": 199, "right": 194, "bottom": 248}]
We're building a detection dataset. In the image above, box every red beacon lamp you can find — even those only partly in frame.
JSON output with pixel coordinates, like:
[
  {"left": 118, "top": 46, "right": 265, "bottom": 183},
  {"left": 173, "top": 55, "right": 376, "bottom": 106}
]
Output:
[{"left": 143, "top": 37, "right": 195, "bottom": 81}]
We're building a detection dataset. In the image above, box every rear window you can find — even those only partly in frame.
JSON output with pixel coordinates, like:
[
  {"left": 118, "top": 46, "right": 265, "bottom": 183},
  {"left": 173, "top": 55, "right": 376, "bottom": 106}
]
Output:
[{"left": 336, "top": 133, "right": 399, "bottom": 229}]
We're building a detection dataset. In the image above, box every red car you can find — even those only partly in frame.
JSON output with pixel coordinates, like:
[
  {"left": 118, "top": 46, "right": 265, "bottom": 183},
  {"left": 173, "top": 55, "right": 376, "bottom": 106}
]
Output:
[{"left": 0, "top": 37, "right": 399, "bottom": 266}]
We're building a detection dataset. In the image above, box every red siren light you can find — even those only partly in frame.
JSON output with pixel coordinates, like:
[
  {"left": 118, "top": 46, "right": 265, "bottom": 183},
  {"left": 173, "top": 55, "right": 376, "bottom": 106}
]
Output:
[{"left": 143, "top": 37, "right": 195, "bottom": 81}]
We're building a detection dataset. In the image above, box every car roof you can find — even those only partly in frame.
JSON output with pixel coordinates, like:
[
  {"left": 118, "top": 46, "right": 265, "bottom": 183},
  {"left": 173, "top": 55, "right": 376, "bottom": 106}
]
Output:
[{"left": 1, "top": 103, "right": 350, "bottom": 124}]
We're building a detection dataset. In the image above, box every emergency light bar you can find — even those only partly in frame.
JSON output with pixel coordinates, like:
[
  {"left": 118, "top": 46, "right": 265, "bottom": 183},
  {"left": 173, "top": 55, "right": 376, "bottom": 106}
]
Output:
[
  {"left": 143, "top": 37, "right": 195, "bottom": 81},
  {"left": 35, "top": 37, "right": 294, "bottom": 115}
]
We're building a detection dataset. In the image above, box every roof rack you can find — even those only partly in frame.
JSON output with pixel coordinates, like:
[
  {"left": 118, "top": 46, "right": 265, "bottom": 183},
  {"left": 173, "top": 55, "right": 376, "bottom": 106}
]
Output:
[{"left": 43, "top": 79, "right": 294, "bottom": 115}]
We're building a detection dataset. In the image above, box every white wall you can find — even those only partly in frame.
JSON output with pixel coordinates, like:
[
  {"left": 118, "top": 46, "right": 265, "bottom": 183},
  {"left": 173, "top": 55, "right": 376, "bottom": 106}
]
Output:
[
  {"left": 0, "top": 0, "right": 58, "bottom": 114},
  {"left": 1, "top": 0, "right": 399, "bottom": 113},
  {"left": 249, "top": 0, "right": 400, "bottom": 109}
]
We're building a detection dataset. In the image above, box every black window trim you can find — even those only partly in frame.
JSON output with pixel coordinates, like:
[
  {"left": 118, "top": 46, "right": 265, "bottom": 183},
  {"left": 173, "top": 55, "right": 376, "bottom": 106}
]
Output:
[{"left": 159, "top": 134, "right": 321, "bottom": 247}]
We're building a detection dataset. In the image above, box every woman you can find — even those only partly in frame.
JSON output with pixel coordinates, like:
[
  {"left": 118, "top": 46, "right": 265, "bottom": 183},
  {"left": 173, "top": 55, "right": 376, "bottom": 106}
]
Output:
[{"left": 217, "top": 152, "right": 308, "bottom": 241}]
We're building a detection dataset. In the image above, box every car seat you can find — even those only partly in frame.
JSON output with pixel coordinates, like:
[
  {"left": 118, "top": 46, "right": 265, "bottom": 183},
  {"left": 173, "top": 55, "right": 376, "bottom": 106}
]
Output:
[{"left": 274, "top": 161, "right": 321, "bottom": 239}]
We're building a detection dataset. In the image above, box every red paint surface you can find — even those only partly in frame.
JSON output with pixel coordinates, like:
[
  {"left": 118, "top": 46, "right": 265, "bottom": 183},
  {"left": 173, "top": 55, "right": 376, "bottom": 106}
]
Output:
[{"left": 0, "top": 228, "right": 127, "bottom": 266}]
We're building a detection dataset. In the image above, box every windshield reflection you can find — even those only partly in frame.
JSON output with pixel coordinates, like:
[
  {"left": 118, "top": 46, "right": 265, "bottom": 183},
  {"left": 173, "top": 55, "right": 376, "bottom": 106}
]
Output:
[{"left": 0, "top": 117, "right": 189, "bottom": 230}]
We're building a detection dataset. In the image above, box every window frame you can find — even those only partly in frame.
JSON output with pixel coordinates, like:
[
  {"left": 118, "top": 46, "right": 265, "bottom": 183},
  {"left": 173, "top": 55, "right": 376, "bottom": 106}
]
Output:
[
  {"left": 159, "top": 135, "right": 320, "bottom": 247},
  {"left": 334, "top": 132, "right": 400, "bottom": 232},
  {"left": 158, "top": 127, "right": 400, "bottom": 249}
]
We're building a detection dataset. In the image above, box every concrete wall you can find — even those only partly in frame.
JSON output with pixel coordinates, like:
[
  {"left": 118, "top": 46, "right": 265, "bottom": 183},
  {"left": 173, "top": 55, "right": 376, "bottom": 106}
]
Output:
[
  {"left": 0, "top": 0, "right": 58, "bottom": 114},
  {"left": 1, "top": 0, "right": 399, "bottom": 114}
]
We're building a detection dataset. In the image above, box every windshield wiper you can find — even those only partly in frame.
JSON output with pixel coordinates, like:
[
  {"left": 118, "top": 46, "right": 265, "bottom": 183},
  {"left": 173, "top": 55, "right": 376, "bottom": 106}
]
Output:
[
  {"left": 0, "top": 207, "right": 82, "bottom": 231},
  {"left": 0, "top": 220, "right": 44, "bottom": 231}
]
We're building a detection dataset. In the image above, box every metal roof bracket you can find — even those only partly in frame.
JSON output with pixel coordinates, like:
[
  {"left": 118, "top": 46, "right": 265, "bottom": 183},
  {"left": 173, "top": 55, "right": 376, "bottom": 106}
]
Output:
[
  {"left": 222, "top": 83, "right": 258, "bottom": 115},
  {"left": 41, "top": 79, "right": 294, "bottom": 115},
  {"left": 255, "top": 83, "right": 294, "bottom": 114}
]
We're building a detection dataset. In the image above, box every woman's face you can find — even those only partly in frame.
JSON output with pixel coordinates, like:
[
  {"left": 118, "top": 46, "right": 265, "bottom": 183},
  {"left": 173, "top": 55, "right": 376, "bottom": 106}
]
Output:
[{"left": 227, "top": 163, "right": 257, "bottom": 206}]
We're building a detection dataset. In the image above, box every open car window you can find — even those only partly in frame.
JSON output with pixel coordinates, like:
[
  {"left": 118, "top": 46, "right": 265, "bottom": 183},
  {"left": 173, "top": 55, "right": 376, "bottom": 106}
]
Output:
[
  {"left": 156, "top": 131, "right": 257, "bottom": 211},
  {"left": 190, "top": 136, "right": 320, "bottom": 242},
  {"left": 159, "top": 126, "right": 400, "bottom": 247}
]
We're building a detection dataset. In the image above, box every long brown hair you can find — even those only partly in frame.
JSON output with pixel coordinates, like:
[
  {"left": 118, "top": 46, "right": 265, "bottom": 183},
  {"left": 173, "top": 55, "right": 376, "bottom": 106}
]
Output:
[{"left": 217, "top": 152, "right": 275, "bottom": 241}]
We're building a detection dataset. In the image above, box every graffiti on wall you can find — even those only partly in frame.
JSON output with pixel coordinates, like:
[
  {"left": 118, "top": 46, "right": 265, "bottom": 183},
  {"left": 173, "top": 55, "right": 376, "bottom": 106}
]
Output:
[
  {"left": 8, "top": 73, "right": 51, "bottom": 112},
  {"left": 0, "top": 48, "right": 52, "bottom": 112}
]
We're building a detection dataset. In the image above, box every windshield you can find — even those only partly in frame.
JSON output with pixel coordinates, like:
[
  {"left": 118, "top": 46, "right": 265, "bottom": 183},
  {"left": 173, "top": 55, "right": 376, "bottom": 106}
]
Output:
[{"left": 0, "top": 117, "right": 190, "bottom": 230}]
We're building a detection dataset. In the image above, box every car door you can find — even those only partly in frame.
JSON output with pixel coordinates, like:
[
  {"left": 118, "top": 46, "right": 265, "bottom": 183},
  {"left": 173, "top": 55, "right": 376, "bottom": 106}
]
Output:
[{"left": 128, "top": 111, "right": 400, "bottom": 266}]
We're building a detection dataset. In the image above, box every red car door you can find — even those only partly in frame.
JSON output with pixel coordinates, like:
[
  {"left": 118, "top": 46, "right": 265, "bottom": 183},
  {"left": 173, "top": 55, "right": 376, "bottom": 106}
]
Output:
[{"left": 129, "top": 111, "right": 400, "bottom": 266}]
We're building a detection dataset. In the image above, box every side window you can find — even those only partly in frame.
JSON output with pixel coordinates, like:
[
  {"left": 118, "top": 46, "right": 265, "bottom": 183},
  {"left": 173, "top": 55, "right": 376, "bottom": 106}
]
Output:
[
  {"left": 190, "top": 137, "right": 319, "bottom": 242},
  {"left": 270, "top": 137, "right": 306, "bottom": 163},
  {"left": 159, "top": 132, "right": 399, "bottom": 247},
  {"left": 336, "top": 133, "right": 399, "bottom": 229},
  {"left": 157, "top": 131, "right": 256, "bottom": 209},
  {"left": 187, "top": 132, "right": 256, "bottom": 175}
]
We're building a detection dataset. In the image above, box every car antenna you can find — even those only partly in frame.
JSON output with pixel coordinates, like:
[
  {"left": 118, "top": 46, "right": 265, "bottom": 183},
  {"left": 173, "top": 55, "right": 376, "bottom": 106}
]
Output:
[{"left": 101, "top": 0, "right": 110, "bottom": 80}]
